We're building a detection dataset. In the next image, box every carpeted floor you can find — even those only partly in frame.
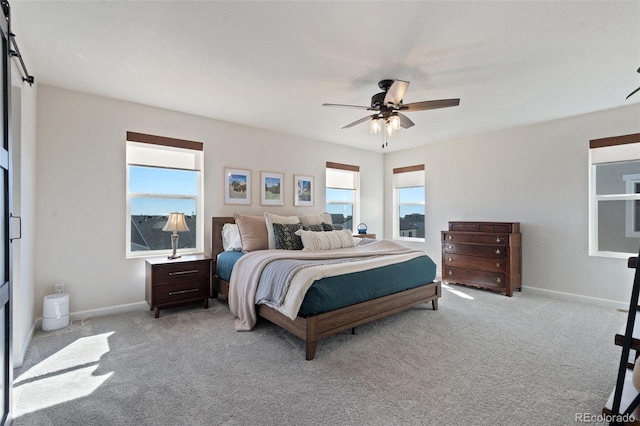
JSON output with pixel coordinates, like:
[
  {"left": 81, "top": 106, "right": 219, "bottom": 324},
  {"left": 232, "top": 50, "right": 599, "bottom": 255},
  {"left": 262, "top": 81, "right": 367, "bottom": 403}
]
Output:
[{"left": 13, "top": 284, "right": 625, "bottom": 425}]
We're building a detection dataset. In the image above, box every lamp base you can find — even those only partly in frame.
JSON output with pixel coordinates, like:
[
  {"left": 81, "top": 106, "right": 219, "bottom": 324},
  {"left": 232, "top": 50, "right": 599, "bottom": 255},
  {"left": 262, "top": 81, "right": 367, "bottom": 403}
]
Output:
[{"left": 168, "top": 232, "right": 181, "bottom": 260}]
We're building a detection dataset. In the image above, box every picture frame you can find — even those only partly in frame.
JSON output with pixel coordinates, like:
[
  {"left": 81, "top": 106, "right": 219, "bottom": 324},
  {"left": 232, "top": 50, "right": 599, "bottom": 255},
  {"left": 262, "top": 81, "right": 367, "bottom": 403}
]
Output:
[
  {"left": 294, "top": 174, "right": 314, "bottom": 207},
  {"left": 261, "top": 171, "right": 284, "bottom": 206},
  {"left": 224, "top": 168, "right": 251, "bottom": 205}
]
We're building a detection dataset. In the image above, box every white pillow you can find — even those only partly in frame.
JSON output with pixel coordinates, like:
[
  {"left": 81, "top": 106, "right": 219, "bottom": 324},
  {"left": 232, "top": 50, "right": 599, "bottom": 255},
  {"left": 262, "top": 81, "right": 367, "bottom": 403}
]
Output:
[
  {"left": 298, "top": 212, "right": 332, "bottom": 227},
  {"left": 264, "top": 212, "right": 300, "bottom": 249},
  {"left": 221, "top": 223, "right": 242, "bottom": 251},
  {"left": 295, "top": 229, "right": 355, "bottom": 251}
]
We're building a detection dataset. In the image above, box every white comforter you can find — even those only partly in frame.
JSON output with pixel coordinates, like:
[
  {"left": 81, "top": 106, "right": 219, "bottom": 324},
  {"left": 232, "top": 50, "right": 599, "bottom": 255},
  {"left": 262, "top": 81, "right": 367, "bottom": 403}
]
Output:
[{"left": 228, "top": 240, "right": 427, "bottom": 331}]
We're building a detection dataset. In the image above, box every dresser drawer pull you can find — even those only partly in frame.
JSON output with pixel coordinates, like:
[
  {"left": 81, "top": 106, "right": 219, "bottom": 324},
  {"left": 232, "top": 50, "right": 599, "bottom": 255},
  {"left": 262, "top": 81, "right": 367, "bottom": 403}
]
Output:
[
  {"left": 447, "top": 235, "right": 453, "bottom": 240},
  {"left": 495, "top": 249, "right": 501, "bottom": 255},
  {"left": 448, "top": 257, "right": 453, "bottom": 262},
  {"left": 448, "top": 245, "right": 453, "bottom": 250},
  {"left": 496, "top": 237, "right": 502, "bottom": 243},
  {"left": 496, "top": 262, "right": 501, "bottom": 268},
  {"left": 168, "top": 269, "right": 199, "bottom": 276},
  {"left": 168, "top": 288, "right": 199, "bottom": 296},
  {"left": 447, "top": 270, "right": 453, "bottom": 276},
  {"left": 495, "top": 277, "right": 502, "bottom": 284}
]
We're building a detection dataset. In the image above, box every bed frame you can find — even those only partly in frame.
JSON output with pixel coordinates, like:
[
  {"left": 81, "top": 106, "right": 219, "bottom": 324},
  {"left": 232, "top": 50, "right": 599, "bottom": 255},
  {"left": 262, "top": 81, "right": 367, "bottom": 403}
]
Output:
[{"left": 211, "top": 217, "right": 441, "bottom": 360}]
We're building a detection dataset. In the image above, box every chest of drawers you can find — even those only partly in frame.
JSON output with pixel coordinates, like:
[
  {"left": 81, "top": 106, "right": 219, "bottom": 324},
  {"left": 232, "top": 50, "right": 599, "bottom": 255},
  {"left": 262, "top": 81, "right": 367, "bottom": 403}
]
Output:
[
  {"left": 145, "top": 254, "right": 212, "bottom": 317},
  {"left": 441, "top": 221, "right": 521, "bottom": 296}
]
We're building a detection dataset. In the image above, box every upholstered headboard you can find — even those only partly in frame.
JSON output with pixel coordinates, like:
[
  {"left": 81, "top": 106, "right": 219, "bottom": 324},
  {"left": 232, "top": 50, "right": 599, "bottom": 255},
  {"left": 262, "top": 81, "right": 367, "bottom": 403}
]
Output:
[{"left": 211, "top": 216, "right": 235, "bottom": 257}]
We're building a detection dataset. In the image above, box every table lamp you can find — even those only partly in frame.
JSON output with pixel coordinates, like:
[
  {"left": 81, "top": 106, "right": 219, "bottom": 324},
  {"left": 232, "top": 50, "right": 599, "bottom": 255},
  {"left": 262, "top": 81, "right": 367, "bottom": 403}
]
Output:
[{"left": 162, "top": 212, "right": 190, "bottom": 259}]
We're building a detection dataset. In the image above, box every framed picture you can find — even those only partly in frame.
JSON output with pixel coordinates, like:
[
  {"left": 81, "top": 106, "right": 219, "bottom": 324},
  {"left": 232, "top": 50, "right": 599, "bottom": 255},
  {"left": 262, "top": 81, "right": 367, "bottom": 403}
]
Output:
[
  {"left": 294, "top": 174, "right": 314, "bottom": 207},
  {"left": 224, "top": 168, "right": 251, "bottom": 205},
  {"left": 261, "top": 171, "right": 284, "bottom": 206}
]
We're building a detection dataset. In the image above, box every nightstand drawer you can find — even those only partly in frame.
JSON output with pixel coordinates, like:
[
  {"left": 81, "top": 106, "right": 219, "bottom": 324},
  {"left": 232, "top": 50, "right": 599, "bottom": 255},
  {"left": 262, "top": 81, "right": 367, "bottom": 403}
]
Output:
[
  {"left": 153, "top": 279, "right": 210, "bottom": 305},
  {"left": 152, "top": 261, "right": 210, "bottom": 284}
]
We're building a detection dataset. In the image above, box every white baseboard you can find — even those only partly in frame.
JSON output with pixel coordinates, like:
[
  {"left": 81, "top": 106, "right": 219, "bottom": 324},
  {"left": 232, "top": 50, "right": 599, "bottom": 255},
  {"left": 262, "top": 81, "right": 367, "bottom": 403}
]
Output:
[
  {"left": 13, "top": 321, "right": 36, "bottom": 369},
  {"left": 33, "top": 301, "right": 148, "bottom": 332},
  {"left": 523, "top": 285, "right": 628, "bottom": 311}
]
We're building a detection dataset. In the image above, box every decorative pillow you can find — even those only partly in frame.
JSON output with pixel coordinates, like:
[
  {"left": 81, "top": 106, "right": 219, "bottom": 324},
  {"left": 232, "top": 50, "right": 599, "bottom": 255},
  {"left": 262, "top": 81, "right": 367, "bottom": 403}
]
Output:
[
  {"left": 264, "top": 212, "right": 300, "bottom": 249},
  {"left": 321, "top": 222, "right": 344, "bottom": 231},
  {"left": 295, "top": 229, "right": 355, "bottom": 251},
  {"left": 298, "top": 212, "right": 332, "bottom": 227},
  {"left": 303, "top": 224, "right": 324, "bottom": 232},
  {"left": 221, "top": 223, "right": 242, "bottom": 251},
  {"left": 234, "top": 213, "right": 268, "bottom": 252},
  {"left": 273, "top": 223, "right": 303, "bottom": 250}
]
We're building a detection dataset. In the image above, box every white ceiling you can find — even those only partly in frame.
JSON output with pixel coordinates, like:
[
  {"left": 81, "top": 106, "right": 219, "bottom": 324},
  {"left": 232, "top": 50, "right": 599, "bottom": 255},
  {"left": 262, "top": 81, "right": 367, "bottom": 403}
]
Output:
[{"left": 10, "top": 1, "right": 640, "bottom": 152}]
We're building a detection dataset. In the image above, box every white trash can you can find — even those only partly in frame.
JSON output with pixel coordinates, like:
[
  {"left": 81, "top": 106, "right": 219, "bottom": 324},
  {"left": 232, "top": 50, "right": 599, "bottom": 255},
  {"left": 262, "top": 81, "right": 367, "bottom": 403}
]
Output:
[{"left": 42, "top": 293, "right": 69, "bottom": 331}]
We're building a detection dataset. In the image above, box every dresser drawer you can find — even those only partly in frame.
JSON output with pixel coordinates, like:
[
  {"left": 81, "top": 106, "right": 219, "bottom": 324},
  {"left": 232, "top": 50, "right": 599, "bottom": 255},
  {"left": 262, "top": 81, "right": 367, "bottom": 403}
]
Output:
[
  {"left": 444, "top": 266, "right": 506, "bottom": 289},
  {"left": 442, "top": 232, "right": 509, "bottom": 245},
  {"left": 442, "top": 242, "right": 507, "bottom": 258},
  {"left": 152, "top": 261, "right": 211, "bottom": 284},
  {"left": 153, "top": 279, "right": 210, "bottom": 305},
  {"left": 443, "top": 253, "right": 506, "bottom": 272}
]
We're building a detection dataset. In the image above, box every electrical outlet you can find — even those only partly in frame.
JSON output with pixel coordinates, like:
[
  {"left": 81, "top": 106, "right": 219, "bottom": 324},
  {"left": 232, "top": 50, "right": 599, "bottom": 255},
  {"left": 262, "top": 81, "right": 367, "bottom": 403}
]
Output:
[{"left": 54, "top": 284, "right": 64, "bottom": 293}]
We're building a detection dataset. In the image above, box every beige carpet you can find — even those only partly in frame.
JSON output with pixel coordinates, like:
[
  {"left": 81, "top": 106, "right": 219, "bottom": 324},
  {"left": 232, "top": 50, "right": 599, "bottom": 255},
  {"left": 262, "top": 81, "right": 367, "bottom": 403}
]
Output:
[{"left": 13, "top": 284, "right": 624, "bottom": 425}]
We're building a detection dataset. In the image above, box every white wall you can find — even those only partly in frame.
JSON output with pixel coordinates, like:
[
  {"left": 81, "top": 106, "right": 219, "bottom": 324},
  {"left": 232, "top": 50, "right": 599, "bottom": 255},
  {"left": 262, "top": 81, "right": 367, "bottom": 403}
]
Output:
[
  {"left": 35, "top": 85, "right": 384, "bottom": 316},
  {"left": 384, "top": 103, "right": 640, "bottom": 307},
  {"left": 11, "top": 67, "right": 38, "bottom": 366}
]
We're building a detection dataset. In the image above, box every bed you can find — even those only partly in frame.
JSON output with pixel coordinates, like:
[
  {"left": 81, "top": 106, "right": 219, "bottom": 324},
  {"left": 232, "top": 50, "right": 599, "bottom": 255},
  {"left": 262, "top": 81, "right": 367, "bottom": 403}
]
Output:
[{"left": 211, "top": 216, "right": 441, "bottom": 360}]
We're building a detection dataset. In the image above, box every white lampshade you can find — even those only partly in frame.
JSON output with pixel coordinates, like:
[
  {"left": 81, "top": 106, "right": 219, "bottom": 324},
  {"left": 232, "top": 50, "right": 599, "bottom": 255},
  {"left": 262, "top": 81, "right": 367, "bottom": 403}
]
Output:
[{"left": 162, "top": 212, "right": 190, "bottom": 233}]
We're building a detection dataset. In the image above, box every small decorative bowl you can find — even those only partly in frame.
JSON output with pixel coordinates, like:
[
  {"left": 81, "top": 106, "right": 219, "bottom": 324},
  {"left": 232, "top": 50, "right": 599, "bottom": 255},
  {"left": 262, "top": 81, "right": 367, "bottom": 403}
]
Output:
[{"left": 357, "top": 223, "right": 367, "bottom": 234}]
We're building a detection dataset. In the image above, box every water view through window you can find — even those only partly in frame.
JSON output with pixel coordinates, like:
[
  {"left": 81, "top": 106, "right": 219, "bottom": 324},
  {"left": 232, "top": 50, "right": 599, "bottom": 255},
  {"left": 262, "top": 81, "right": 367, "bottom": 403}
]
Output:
[{"left": 129, "top": 166, "right": 198, "bottom": 252}]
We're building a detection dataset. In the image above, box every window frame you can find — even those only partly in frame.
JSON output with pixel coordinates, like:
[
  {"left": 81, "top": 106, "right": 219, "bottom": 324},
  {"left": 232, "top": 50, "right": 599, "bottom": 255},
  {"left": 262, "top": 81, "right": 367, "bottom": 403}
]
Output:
[
  {"left": 588, "top": 133, "right": 640, "bottom": 258},
  {"left": 125, "top": 132, "right": 204, "bottom": 259},
  {"left": 393, "top": 165, "right": 426, "bottom": 242},
  {"left": 325, "top": 162, "right": 360, "bottom": 232}
]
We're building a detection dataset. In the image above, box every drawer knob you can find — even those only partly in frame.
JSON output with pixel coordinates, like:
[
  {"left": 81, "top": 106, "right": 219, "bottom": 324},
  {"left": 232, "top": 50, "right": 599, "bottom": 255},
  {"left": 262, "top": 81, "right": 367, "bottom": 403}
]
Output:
[
  {"left": 447, "top": 270, "right": 453, "bottom": 276},
  {"left": 448, "top": 245, "right": 453, "bottom": 250},
  {"left": 495, "top": 249, "right": 501, "bottom": 255},
  {"left": 447, "top": 235, "right": 453, "bottom": 240},
  {"left": 496, "top": 237, "right": 501, "bottom": 243},
  {"left": 496, "top": 262, "right": 501, "bottom": 268},
  {"left": 448, "top": 257, "right": 453, "bottom": 262},
  {"left": 495, "top": 277, "right": 502, "bottom": 284}
]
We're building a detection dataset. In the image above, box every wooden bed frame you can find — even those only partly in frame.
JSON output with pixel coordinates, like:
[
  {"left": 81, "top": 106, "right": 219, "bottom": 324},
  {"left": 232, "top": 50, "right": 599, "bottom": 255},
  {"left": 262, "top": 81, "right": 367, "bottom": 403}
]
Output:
[{"left": 211, "top": 217, "right": 441, "bottom": 360}]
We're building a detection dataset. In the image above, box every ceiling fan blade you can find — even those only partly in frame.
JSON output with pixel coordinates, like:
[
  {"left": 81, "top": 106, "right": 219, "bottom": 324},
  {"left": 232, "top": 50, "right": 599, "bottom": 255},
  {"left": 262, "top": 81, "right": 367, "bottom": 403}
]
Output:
[
  {"left": 342, "top": 114, "right": 377, "bottom": 129},
  {"left": 383, "top": 80, "right": 409, "bottom": 106},
  {"left": 400, "top": 98, "right": 460, "bottom": 111},
  {"left": 322, "top": 103, "right": 376, "bottom": 111},
  {"left": 397, "top": 113, "right": 415, "bottom": 129},
  {"left": 626, "top": 86, "right": 640, "bottom": 100}
]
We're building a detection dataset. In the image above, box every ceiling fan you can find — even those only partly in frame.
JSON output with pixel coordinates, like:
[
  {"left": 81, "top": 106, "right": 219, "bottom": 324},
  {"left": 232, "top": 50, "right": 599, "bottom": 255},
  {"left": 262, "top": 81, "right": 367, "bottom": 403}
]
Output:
[{"left": 322, "top": 79, "right": 460, "bottom": 148}]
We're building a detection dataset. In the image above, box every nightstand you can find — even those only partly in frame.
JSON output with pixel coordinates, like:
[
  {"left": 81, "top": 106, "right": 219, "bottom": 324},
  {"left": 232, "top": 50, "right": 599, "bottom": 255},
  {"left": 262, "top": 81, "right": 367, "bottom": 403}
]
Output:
[
  {"left": 353, "top": 233, "right": 376, "bottom": 239},
  {"left": 145, "top": 254, "right": 211, "bottom": 318}
]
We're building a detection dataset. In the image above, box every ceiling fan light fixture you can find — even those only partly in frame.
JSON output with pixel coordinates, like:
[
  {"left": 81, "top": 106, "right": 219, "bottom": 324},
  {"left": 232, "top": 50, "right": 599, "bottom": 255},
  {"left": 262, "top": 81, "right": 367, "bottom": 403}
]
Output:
[
  {"left": 389, "top": 114, "right": 400, "bottom": 131},
  {"left": 385, "top": 120, "right": 395, "bottom": 137},
  {"left": 370, "top": 117, "right": 382, "bottom": 134}
]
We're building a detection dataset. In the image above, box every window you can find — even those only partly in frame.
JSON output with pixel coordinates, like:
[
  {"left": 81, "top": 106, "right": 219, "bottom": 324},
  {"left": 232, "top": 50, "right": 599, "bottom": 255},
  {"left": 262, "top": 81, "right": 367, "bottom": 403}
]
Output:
[
  {"left": 589, "top": 133, "right": 640, "bottom": 258},
  {"left": 126, "top": 132, "right": 204, "bottom": 258},
  {"left": 393, "top": 165, "right": 425, "bottom": 241},
  {"left": 325, "top": 162, "right": 359, "bottom": 232}
]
